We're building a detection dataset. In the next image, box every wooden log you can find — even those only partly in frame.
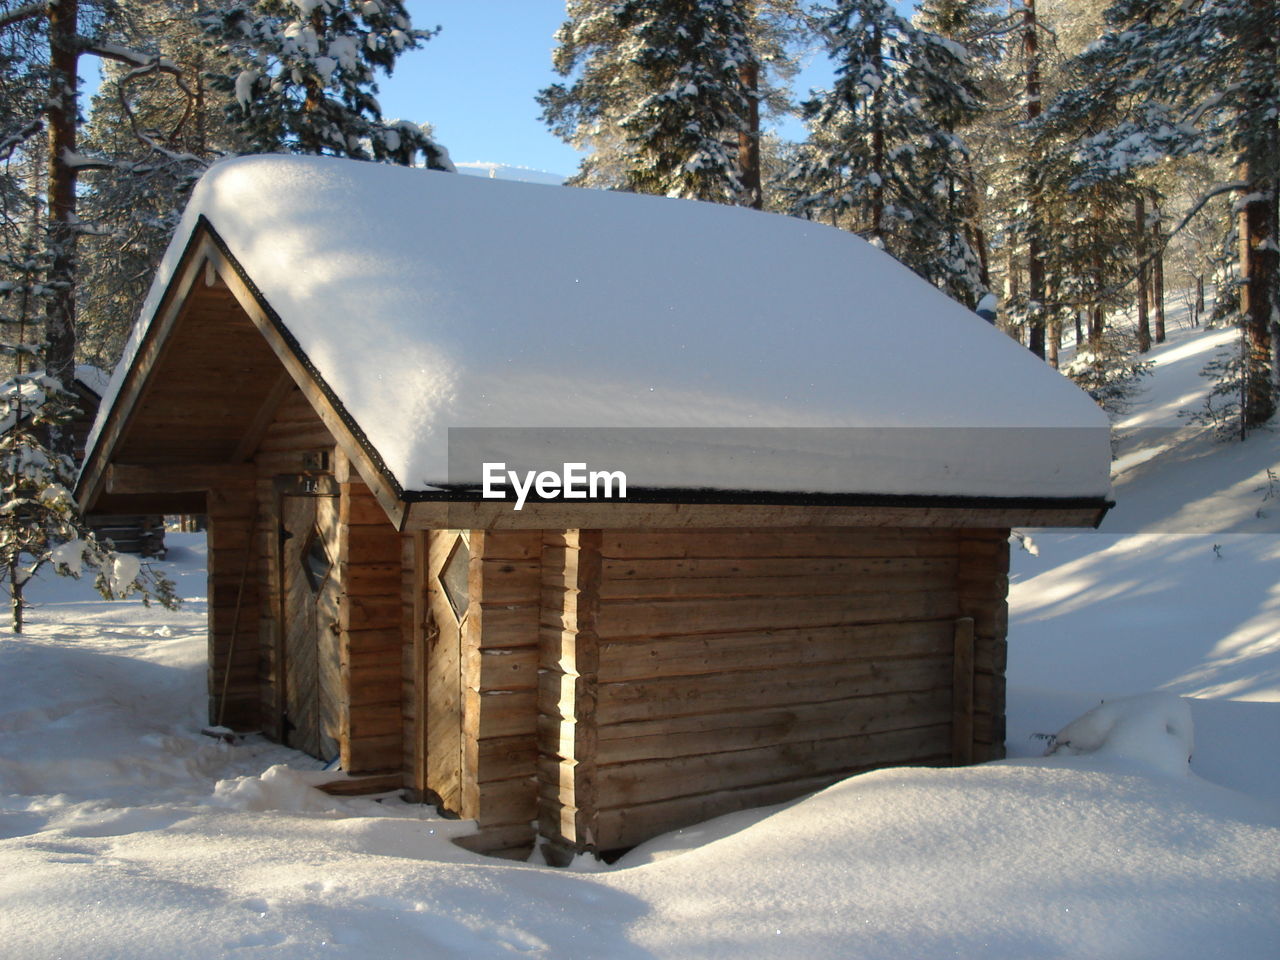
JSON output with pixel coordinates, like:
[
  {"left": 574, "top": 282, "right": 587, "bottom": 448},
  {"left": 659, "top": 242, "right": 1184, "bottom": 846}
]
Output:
[
  {"left": 595, "top": 567, "right": 960, "bottom": 600},
  {"left": 594, "top": 620, "right": 953, "bottom": 683},
  {"left": 593, "top": 656, "right": 952, "bottom": 724},
  {"left": 537, "top": 528, "right": 602, "bottom": 850},
  {"left": 590, "top": 768, "right": 904, "bottom": 852},
  {"left": 318, "top": 772, "right": 403, "bottom": 796},
  {"left": 598, "top": 528, "right": 959, "bottom": 560},
  {"left": 476, "top": 735, "right": 539, "bottom": 784},
  {"left": 476, "top": 559, "right": 544, "bottom": 603},
  {"left": 594, "top": 590, "right": 961, "bottom": 640},
  {"left": 345, "top": 735, "right": 402, "bottom": 774},
  {"left": 478, "top": 646, "right": 539, "bottom": 692},
  {"left": 588, "top": 723, "right": 951, "bottom": 809},
  {"left": 600, "top": 554, "right": 959, "bottom": 583},
  {"left": 952, "top": 617, "right": 975, "bottom": 765},
  {"left": 347, "top": 702, "right": 403, "bottom": 739},
  {"left": 587, "top": 689, "right": 954, "bottom": 764},
  {"left": 474, "top": 689, "right": 540, "bottom": 740}
]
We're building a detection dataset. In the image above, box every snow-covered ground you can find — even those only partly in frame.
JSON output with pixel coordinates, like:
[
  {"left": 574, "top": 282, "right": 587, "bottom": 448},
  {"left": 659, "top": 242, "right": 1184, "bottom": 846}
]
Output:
[{"left": 1, "top": 321, "right": 1277, "bottom": 958}]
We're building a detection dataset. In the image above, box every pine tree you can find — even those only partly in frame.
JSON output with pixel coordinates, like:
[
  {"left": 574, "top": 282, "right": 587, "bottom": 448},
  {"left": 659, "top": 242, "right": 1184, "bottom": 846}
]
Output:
[
  {"left": 0, "top": 218, "right": 175, "bottom": 632},
  {"left": 610, "top": 0, "right": 755, "bottom": 202},
  {"left": 1048, "top": 0, "right": 1279, "bottom": 426},
  {"left": 0, "top": 0, "right": 200, "bottom": 454},
  {"left": 783, "top": 0, "right": 985, "bottom": 305},
  {"left": 77, "top": 0, "right": 243, "bottom": 368},
  {"left": 539, "top": 0, "right": 801, "bottom": 204},
  {"left": 203, "top": 0, "right": 451, "bottom": 168}
]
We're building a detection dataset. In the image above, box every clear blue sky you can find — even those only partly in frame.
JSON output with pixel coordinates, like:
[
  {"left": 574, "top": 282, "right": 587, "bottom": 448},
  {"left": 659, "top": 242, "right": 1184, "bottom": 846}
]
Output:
[{"left": 379, "top": 1, "right": 833, "bottom": 177}]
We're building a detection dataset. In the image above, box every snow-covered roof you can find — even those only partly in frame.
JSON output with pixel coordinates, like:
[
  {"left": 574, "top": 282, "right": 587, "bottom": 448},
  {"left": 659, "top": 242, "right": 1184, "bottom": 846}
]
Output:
[
  {"left": 73, "top": 365, "right": 111, "bottom": 400},
  {"left": 99, "top": 155, "right": 1112, "bottom": 502}
]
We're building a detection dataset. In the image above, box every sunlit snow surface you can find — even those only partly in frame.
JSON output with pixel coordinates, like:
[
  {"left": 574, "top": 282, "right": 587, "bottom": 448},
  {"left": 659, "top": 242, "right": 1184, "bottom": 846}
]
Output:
[{"left": 89, "top": 155, "right": 1110, "bottom": 498}]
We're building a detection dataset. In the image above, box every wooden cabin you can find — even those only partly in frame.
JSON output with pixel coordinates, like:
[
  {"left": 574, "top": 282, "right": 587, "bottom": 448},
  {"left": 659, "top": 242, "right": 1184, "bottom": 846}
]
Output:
[{"left": 77, "top": 156, "right": 1112, "bottom": 861}]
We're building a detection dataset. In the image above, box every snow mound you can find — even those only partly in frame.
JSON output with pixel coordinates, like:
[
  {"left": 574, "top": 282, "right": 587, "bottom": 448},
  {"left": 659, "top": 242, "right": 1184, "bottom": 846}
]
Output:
[
  {"left": 1046, "top": 691, "right": 1193, "bottom": 776},
  {"left": 212, "top": 765, "right": 343, "bottom": 815}
]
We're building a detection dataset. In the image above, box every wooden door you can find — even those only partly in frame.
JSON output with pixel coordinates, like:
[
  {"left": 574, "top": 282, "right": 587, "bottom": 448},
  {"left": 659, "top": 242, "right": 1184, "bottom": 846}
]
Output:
[
  {"left": 279, "top": 479, "right": 341, "bottom": 762},
  {"left": 425, "top": 530, "right": 469, "bottom": 813}
]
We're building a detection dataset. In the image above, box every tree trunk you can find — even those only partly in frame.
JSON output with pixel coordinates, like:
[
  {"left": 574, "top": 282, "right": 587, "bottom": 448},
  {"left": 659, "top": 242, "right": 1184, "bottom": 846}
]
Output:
[
  {"left": 1236, "top": 0, "right": 1278, "bottom": 426},
  {"left": 1090, "top": 241, "right": 1106, "bottom": 343},
  {"left": 8, "top": 560, "right": 23, "bottom": 634},
  {"left": 1152, "top": 202, "right": 1166, "bottom": 344},
  {"left": 972, "top": 224, "right": 991, "bottom": 291},
  {"left": 44, "top": 0, "right": 80, "bottom": 456},
  {"left": 737, "top": 59, "right": 762, "bottom": 210},
  {"left": 1237, "top": 170, "right": 1277, "bottom": 426},
  {"left": 1023, "top": 0, "right": 1045, "bottom": 360},
  {"left": 1135, "top": 196, "right": 1152, "bottom": 353},
  {"left": 1195, "top": 274, "right": 1204, "bottom": 326}
]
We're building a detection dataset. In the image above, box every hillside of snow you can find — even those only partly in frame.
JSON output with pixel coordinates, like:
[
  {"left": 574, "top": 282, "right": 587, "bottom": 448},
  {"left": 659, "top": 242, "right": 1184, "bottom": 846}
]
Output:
[{"left": 2, "top": 320, "right": 1277, "bottom": 957}]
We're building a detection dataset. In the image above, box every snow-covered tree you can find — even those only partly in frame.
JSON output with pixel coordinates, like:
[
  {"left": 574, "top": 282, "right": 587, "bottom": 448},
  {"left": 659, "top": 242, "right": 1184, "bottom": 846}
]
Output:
[
  {"left": 77, "top": 0, "right": 244, "bottom": 368},
  {"left": 783, "top": 0, "right": 985, "bottom": 305},
  {"left": 539, "top": 0, "right": 801, "bottom": 205},
  {"left": 610, "top": 0, "right": 755, "bottom": 202},
  {"left": 203, "top": 0, "right": 451, "bottom": 168},
  {"left": 0, "top": 224, "right": 175, "bottom": 632},
  {"left": 1046, "top": 0, "right": 1279, "bottom": 426}
]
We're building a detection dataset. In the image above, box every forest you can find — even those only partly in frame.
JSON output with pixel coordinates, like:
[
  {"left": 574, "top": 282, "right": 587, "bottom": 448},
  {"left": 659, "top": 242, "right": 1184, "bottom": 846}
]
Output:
[{"left": 0, "top": 1, "right": 1276, "bottom": 612}]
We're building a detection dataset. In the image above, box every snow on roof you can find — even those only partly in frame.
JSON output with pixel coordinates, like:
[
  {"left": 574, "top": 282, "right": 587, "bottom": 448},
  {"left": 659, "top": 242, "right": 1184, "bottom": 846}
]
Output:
[
  {"left": 73, "top": 365, "right": 111, "bottom": 399},
  {"left": 101, "top": 155, "right": 1112, "bottom": 501}
]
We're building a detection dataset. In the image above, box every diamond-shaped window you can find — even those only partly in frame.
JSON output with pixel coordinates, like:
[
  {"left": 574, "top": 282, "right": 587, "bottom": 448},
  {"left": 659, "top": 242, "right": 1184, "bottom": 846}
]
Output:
[
  {"left": 302, "top": 528, "right": 332, "bottom": 593},
  {"left": 439, "top": 536, "right": 470, "bottom": 620}
]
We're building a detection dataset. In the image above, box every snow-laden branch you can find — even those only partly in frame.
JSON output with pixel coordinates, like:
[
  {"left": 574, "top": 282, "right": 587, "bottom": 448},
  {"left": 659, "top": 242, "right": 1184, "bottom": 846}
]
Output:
[
  {"left": 85, "top": 44, "right": 203, "bottom": 166},
  {"left": 83, "top": 41, "right": 181, "bottom": 75},
  {"left": 0, "top": 119, "right": 42, "bottom": 161},
  {"left": 0, "top": 3, "right": 46, "bottom": 30},
  {"left": 59, "top": 148, "right": 114, "bottom": 172},
  {"left": 1170, "top": 180, "right": 1250, "bottom": 239},
  {"left": 1041, "top": 180, "right": 1250, "bottom": 315}
]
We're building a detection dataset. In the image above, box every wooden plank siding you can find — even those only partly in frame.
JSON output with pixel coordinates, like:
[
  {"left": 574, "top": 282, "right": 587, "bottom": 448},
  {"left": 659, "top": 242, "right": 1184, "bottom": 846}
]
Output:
[
  {"left": 461, "top": 530, "right": 543, "bottom": 858},
  {"left": 956, "top": 528, "right": 1011, "bottom": 762},
  {"left": 337, "top": 480, "right": 403, "bottom": 774},
  {"left": 539, "top": 526, "right": 989, "bottom": 854}
]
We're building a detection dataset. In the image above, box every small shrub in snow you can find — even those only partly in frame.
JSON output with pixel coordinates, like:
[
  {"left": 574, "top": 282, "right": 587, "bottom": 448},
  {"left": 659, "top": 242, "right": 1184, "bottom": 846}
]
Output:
[
  {"left": 1064, "top": 335, "right": 1154, "bottom": 417},
  {"left": 1045, "top": 692, "right": 1194, "bottom": 777}
]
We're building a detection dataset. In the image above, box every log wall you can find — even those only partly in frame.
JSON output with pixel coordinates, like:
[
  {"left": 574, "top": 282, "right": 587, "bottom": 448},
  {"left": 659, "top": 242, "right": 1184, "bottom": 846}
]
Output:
[
  {"left": 336, "top": 476, "right": 403, "bottom": 774},
  {"left": 462, "top": 530, "right": 543, "bottom": 857},
  {"left": 957, "top": 528, "right": 1010, "bottom": 762},
  {"left": 534, "top": 526, "right": 1008, "bottom": 854}
]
